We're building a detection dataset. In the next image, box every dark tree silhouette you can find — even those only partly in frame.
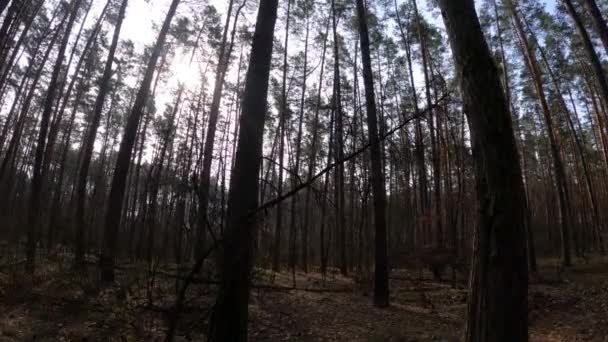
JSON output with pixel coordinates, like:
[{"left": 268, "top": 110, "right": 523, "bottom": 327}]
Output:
[{"left": 437, "top": 0, "right": 529, "bottom": 341}]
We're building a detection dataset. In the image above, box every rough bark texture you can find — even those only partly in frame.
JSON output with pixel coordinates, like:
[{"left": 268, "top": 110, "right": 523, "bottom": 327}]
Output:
[
  {"left": 437, "top": 1, "right": 529, "bottom": 341},
  {"left": 207, "top": 0, "right": 279, "bottom": 340}
]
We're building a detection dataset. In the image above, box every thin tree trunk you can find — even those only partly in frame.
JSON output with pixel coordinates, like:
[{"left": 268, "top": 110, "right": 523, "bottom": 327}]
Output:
[
  {"left": 507, "top": 0, "right": 573, "bottom": 266},
  {"left": 272, "top": 0, "right": 291, "bottom": 272},
  {"left": 26, "top": 0, "right": 84, "bottom": 273},
  {"left": 99, "top": 0, "right": 180, "bottom": 282},
  {"left": 413, "top": 0, "right": 442, "bottom": 248},
  {"left": 331, "top": 0, "right": 347, "bottom": 276},
  {"left": 73, "top": 0, "right": 128, "bottom": 269},
  {"left": 529, "top": 24, "right": 605, "bottom": 256},
  {"left": 195, "top": 0, "right": 235, "bottom": 259},
  {"left": 0, "top": 0, "right": 44, "bottom": 94},
  {"left": 288, "top": 5, "right": 309, "bottom": 275},
  {"left": 394, "top": 0, "right": 428, "bottom": 251},
  {"left": 301, "top": 14, "right": 330, "bottom": 273},
  {"left": 355, "top": 0, "right": 389, "bottom": 308},
  {"left": 562, "top": 0, "right": 608, "bottom": 117}
]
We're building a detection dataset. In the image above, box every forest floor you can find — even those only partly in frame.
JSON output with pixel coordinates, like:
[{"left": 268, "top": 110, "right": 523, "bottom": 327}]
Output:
[{"left": 0, "top": 254, "right": 607, "bottom": 341}]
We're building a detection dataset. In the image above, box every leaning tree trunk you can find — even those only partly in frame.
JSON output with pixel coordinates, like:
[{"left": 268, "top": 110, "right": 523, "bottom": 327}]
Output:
[
  {"left": 529, "top": 25, "right": 605, "bottom": 255},
  {"left": 26, "top": 0, "right": 84, "bottom": 273},
  {"left": 74, "top": 0, "right": 128, "bottom": 269},
  {"left": 0, "top": 10, "right": 67, "bottom": 183},
  {"left": 355, "top": 0, "right": 389, "bottom": 308},
  {"left": 0, "top": 0, "right": 10, "bottom": 17},
  {"left": 0, "top": 0, "right": 44, "bottom": 96},
  {"left": 99, "top": 0, "right": 180, "bottom": 282},
  {"left": 195, "top": 0, "right": 234, "bottom": 260},
  {"left": 207, "top": 0, "right": 279, "bottom": 340},
  {"left": 436, "top": 1, "right": 529, "bottom": 341},
  {"left": 581, "top": 0, "right": 608, "bottom": 57},
  {"left": 562, "top": 0, "right": 608, "bottom": 117},
  {"left": 507, "top": 0, "right": 573, "bottom": 266}
]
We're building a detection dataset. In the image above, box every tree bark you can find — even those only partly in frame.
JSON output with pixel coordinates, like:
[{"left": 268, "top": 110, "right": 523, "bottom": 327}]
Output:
[
  {"left": 207, "top": 0, "right": 279, "bottom": 340},
  {"left": 581, "top": 0, "right": 608, "bottom": 56},
  {"left": 436, "top": 1, "right": 528, "bottom": 341},
  {"left": 331, "top": 0, "right": 347, "bottom": 276},
  {"left": 355, "top": 0, "right": 389, "bottom": 308},
  {"left": 272, "top": 0, "right": 291, "bottom": 272}
]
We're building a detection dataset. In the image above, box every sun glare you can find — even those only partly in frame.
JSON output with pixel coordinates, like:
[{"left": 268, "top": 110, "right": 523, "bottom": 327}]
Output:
[{"left": 172, "top": 53, "right": 200, "bottom": 88}]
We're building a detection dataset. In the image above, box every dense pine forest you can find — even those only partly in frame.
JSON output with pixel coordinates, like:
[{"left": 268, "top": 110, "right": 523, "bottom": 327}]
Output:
[{"left": 1, "top": 0, "right": 608, "bottom": 340}]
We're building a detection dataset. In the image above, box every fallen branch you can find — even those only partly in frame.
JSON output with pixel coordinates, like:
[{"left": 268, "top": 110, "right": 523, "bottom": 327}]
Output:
[{"left": 253, "top": 94, "right": 450, "bottom": 214}]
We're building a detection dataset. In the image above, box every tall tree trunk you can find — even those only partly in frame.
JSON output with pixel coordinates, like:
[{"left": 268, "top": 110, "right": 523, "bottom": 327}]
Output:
[
  {"left": 493, "top": 0, "right": 537, "bottom": 272},
  {"left": 0, "top": 0, "right": 10, "bottom": 17},
  {"left": 47, "top": 61, "right": 88, "bottom": 252},
  {"left": 207, "top": 0, "right": 278, "bottom": 340},
  {"left": 301, "top": 14, "right": 329, "bottom": 273},
  {"left": 145, "top": 88, "right": 181, "bottom": 265},
  {"left": 562, "top": 0, "right": 608, "bottom": 116},
  {"left": 413, "top": 0, "right": 442, "bottom": 248},
  {"left": 288, "top": 4, "right": 309, "bottom": 274},
  {"left": 355, "top": 0, "right": 389, "bottom": 308},
  {"left": 272, "top": 0, "right": 291, "bottom": 272},
  {"left": 581, "top": 0, "right": 608, "bottom": 56},
  {"left": 331, "top": 0, "right": 347, "bottom": 276},
  {"left": 0, "top": 10, "right": 67, "bottom": 183},
  {"left": 0, "top": 0, "right": 23, "bottom": 68},
  {"left": 74, "top": 0, "right": 128, "bottom": 269},
  {"left": 196, "top": 0, "right": 235, "bottom": 259},
  {"left": 0, "top": 0, "right": 44, "bottom": 95},
  {"left": 507, "top": 0, "right": 573, "bottom": 266},
  {"left": 99, "top": 0, "right": 180, "bottom": 282},
  {"left": 529, "top": 24, "right": 606, "bottom": 255},
  {"left": 394, "top": 0, "right": 428, "bottom": 251},
  {"left": 436, "top": 1, "right": 528, "bottom": 341},
  {"left": 26, "top": 0, "right": 84, "bottom": 273}
]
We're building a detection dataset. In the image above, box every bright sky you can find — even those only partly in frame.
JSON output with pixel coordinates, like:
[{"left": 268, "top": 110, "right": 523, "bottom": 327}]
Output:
[
  {"left": 77, "top": 0, "right": 563, "bottom": 91},
  {"left": 116, "top": 0, "right": 558, "bottom": 54}
]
